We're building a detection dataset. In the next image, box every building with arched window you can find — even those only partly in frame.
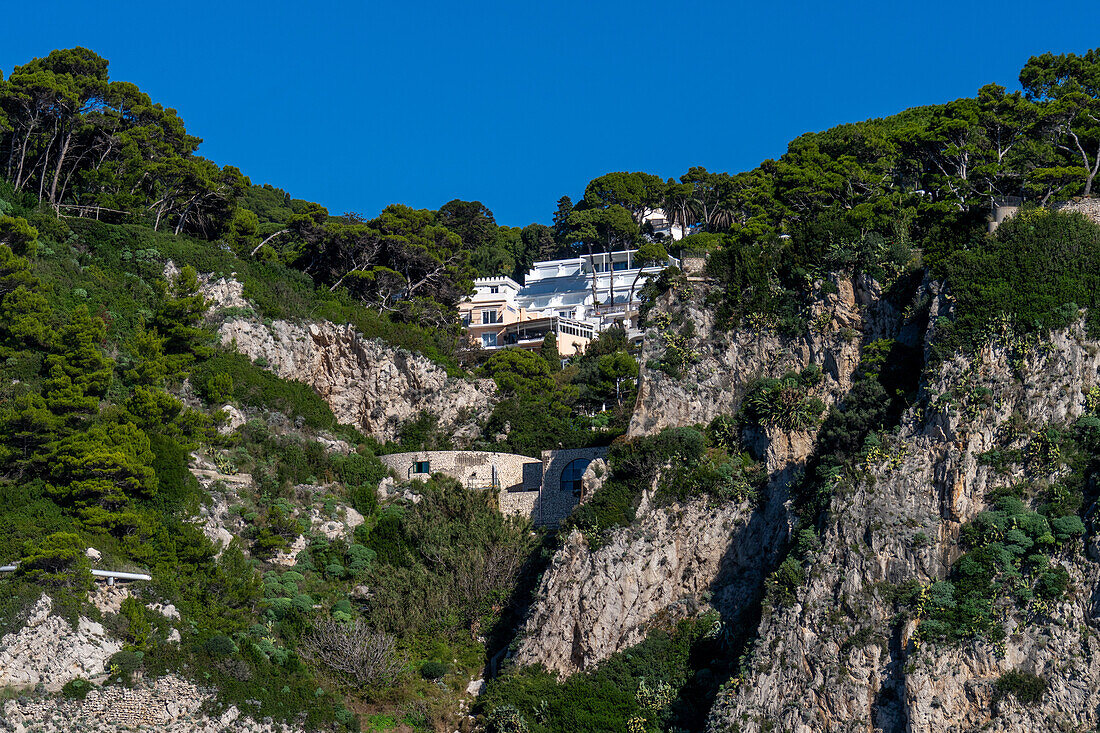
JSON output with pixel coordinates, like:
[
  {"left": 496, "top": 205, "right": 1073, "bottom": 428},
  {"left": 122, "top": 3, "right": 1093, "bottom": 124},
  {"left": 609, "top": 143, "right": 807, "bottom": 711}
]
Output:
[
  {"left": 560, "top": 458, "right": 590, "bottom": 497},
  {"left": 378, "top": 447, "right": 606, "bottom": 526}
]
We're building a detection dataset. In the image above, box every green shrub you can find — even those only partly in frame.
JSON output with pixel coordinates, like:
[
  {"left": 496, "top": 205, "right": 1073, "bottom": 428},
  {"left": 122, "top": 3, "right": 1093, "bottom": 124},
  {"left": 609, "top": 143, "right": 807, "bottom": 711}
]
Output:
[
  {"left": 338, "top": 451, "right": 386, "bottom": 490},
  {"left": 119, "top": 597, "right": 151, "bottom": 649},
  {"left": 420, "top": 660, "right": 448, "bottom": 680},
  {"left": 919, "top": 485, "right": 1083, "bottom": 644},
  {"left": 740, "top": 366, "right": 825, "bottom": 431},
  {"left": 993, "top": 669, "right": 1047, "bottom": 705},
  {"left": 766, "top": 557, "right": 806, "bottom": 608},
  {"left": 16, "top": 532, "right": 92, "bottom": 590},
  {"left": 481, "top": 613, "right": 727, "bottom": 732},
  {"left": 204, "top": 373, "right": 234, "bottom": 403},
  {"left": 61, "top": 677, "right": 94, "bottom": 700},
  {"left": 204, "top": 633, "right": 238, "bottom": 658},
  {"left": 108, "top": 650, "right": 143, "bottom": 683},
  {"left": 487, "top": 705, "right": 530, "bottom": 733},
  {"left": 191, "top": 352, "right": 337, "bottom": 429},
  {"left": 938, "top": 208, "right": 1100, "bottom": 357},
  {"left": 346, "top": 544, "right": 376, "bottom": 576}
]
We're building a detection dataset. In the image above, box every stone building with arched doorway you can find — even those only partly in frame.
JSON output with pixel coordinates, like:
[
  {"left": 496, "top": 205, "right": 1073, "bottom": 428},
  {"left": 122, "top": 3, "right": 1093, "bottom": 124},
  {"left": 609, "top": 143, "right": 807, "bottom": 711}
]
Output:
[{"left": 378, "top": 447, "right": 607, "bottom": 526}]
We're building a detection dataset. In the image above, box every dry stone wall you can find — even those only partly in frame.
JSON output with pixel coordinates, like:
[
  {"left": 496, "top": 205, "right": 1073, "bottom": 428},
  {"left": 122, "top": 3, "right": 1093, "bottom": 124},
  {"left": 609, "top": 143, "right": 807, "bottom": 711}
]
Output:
[
  {"left": 1, "top": 675, "right": 301, "bottom": 733},
  {"left": 1055, "top": 195, "right": 1100, "bottom": 225},
  {"left": 379, "top": 450, "right": 543, "bottom": 492}
]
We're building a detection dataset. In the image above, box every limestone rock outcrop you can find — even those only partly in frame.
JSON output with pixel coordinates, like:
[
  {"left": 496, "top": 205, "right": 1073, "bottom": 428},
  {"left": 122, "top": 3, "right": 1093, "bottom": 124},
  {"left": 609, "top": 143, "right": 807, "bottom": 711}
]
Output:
[
  {"left": 0, "top": 595, "right": 120, "bottom": 690},
  {"left": 629, "top": 273, "right": 901, "bottom": 437},
  {"left": 219, "top": 317, "right": 496, "bottom": 444},
  {"left": 169, "top": 263, "right": 499, "bottom": 444},
  {"left": 706, "top": 316, "right": 1100, "bottom": 732},
  {"left": 513, "top": 274, "right": 917, "bottom": 677},
  {"left": 0, "top": 675, "right": 301, "bottom": 733},
  {"left": 512, "top": 501, "right": 751, "bottom": 674}
]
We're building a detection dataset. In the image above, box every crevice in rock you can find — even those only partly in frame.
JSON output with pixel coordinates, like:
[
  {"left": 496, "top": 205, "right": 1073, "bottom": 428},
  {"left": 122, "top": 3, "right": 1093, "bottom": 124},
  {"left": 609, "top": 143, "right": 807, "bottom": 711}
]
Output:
[
  {"left": 482, "top": 531, "right": 560, "bottom": 678},
  {"left": 871, "top": 621, "right": 909, "bottom": 733}
]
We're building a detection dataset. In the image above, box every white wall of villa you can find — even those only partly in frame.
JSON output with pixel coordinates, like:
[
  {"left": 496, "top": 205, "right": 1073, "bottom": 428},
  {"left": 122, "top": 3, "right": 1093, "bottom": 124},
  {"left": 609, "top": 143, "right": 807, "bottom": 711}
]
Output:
[{"left": 459, "top": 248, "right": 679, "bottom": 354}]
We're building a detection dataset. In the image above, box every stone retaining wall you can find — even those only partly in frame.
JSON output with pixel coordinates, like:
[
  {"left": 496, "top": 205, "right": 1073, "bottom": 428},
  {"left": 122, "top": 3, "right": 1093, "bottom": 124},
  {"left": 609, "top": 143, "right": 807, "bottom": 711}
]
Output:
[
  {"left": 538, "top": 448, "right": 606, "bottom": 524},
  {"left": 379, "top": 448, "right": 606, "bottom": 525},
  {"left": 1056, "top": 196, "right": 1100, "bottom": 225},
  {"left": 379, "top": 451, "right": 543, "bottom": 492},
  {"left": 1, "top": 674, "right": 298, "bottom": 732}
]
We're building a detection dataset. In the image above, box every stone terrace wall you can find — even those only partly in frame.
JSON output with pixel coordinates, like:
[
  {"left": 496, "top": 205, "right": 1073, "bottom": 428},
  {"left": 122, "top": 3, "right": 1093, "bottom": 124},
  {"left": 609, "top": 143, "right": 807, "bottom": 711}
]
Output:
[
  {"left": 379, "top": 451, "right": 543, "bottom": 492},
  {"left": 1, "top": 674, "right": 299, "bottom": 732},
  {"left": 378, "top": 448, "right": 606, "bottom": 525},
  {"left": 499, "top": 490, "right": 539, "bottom": 521},
  {"left": 1055, "top": 196, "right": 1100, "bottom": 225}
]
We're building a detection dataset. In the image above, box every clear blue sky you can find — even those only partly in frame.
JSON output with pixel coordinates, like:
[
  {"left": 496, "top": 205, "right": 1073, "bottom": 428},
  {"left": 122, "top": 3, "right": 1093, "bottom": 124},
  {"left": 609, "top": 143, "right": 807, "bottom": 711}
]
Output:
[{"left": 3, "top": 1, "right": 1099, "bottom": 226}]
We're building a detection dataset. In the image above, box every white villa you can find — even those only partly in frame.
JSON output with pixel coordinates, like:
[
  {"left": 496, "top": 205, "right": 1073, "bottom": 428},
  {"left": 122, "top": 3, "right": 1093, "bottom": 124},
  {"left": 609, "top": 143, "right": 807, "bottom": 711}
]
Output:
[{"left": 460, "top": 248, "right": 680, "bottom": 356}]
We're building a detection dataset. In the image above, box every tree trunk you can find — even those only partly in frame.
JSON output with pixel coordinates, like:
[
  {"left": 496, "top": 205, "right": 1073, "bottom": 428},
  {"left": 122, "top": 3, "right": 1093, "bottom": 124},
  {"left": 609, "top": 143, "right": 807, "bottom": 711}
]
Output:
[
  {"left": 627, "top": 267, "right": 645, "bottom": 315},
  {"left": 251, "top": 229, "right": 289, "bottom": 257},
  {"left": 59, "top": 149, "right": 91, "bottom": 206},
  {"left": 1086, "top": 146, "right": 1100, "bottom": 197},
  {"left": 174, "top": 194, "right": 200, "bottom": 235},
  {"left": 13, "top": 118, "right": 36, "bottom": 191},
  {"left": 49, "top": 127, "right": 74, "bottom": 204}
]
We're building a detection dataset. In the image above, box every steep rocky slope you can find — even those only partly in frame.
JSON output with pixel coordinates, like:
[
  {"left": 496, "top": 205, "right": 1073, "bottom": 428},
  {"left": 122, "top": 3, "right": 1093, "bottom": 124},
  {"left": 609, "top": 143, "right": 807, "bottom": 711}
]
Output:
[
  {"left": 512, "top": 274, "right": 924, "bottom": 677},
  {"left": 513, "top": 500, "right": 753, "bottom": 674},
  {"left": 218, "top": 317, "right": 495, "bottom": 444},
  {"left": 0, "top": 597, "right": 300, "bottom": 732},
  {"left": 706, "top": 317, "right": 1100, "bottom": 732},
  {"left": 0, "top": 596, "right": 119, "bottom": 689},
  {"left": 507, "top": 271, "right": 1100, "bottom": 731},
  {"left": 629, "top": 274, "right": 900, "bottom": 437},
  {"left": 176, "top": 263, "right": 498, "bottom": 444}
]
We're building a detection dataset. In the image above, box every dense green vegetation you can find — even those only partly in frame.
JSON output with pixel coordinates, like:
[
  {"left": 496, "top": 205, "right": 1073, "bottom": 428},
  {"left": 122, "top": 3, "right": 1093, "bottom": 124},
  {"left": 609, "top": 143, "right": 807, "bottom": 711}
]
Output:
[
  {"left": 475, "top": 328, "right": 641, "bottom": 455},
  {"left": 993, "top": 669, "right": 1048, "bottom": 705},
  {"left": 910, "top": 420, "right": 1090, "bottom": 644},
  {"left": 2, "top": 43, "right": 1100, "bottom": 732},
  {"left": 739, "top": 365, "right": 826, "bottom": 431},
  {"left": 936, "top": 206, "right": 1100, "bottom": 356},
  {"left": 480, "top": 613, "right": 737, "bottom": 733},
  {"left": 568, "top": 418, "right": 764, "bottom": 540}
]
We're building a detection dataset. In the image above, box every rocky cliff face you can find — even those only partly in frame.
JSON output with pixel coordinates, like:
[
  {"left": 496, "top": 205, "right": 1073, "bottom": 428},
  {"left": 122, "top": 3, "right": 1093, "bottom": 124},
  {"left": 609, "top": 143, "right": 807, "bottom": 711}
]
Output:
[
  {"left": 168, "top": 263, "right": 498, "bottom": 444},
  {"left": 513, "top": 274, "right": 921, "bottom": 677},
  {"left": 706, "top": 317, "right": 1100, "bottom": 732},
  {"left": 0, "top": 595, "right": 120, "bottom": 690},
  {"left": 512, "top": 500, "right": 752, "bottom": 674},
  {"left": 218, "top": 317, "right": 496, "bottom": 444},
  {"left": 629, "top": 274, "right": 901, "bottom": 438}
]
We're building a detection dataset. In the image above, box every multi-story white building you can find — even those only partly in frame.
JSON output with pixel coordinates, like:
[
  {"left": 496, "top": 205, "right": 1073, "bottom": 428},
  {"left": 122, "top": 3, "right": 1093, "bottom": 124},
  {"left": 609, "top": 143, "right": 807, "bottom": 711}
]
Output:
[
  {"left": 458, "top": 276, "right": 523, "bottom": 350},
  {"left": 459, "top": 249, "right": 679, "bottom": 356}
]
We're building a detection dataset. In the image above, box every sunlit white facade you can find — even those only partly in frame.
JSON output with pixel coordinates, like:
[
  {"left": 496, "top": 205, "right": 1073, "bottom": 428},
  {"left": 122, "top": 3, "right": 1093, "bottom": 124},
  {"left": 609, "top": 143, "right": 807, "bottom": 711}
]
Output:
[{"left": 460, "top": 249, "right": 678, "bottom": 355}]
